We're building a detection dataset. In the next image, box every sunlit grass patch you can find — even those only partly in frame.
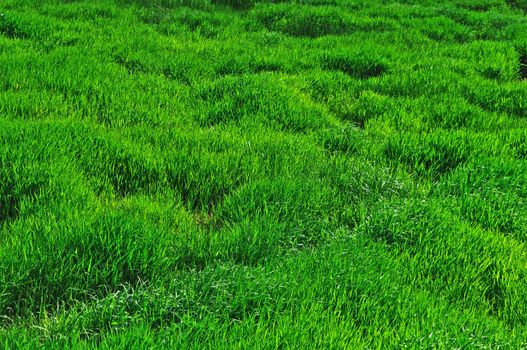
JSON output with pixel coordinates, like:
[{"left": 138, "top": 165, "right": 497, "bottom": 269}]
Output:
[{"left": 2, "top": 0, "right": 527, "bottom": 347}]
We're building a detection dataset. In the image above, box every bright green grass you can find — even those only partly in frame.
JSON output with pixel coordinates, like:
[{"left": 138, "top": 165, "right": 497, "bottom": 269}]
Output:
[{"left": 1, "top": 0, "right": 527, "bottom": 348}]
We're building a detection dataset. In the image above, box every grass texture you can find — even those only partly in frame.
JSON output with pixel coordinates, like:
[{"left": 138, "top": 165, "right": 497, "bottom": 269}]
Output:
[{"left": 1, "top": 0, "right": 527, "bottom": 348}]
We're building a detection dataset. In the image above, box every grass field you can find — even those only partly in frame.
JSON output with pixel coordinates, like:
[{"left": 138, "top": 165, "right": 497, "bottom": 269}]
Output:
[{"left": 1, "top": 0, "right": 527, "bottom": 348}]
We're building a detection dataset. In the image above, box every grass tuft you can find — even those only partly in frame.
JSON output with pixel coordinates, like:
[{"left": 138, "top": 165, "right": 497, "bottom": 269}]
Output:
[{"left": 321, "top": 52, "right": 387, "bottom": 79}]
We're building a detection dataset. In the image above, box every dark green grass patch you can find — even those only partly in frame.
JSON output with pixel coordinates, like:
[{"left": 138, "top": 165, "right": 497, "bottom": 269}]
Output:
[
  {"left": 40, "top": 1, "right": 119, "bottom": 21},
  {"left": 0, "top": 121, "right": 96, "bottom": 224},
  {"left": 153, "top": 7, "right": 242, "bottom": 39},
  {"left": 0, "top": 12, "right": 45, "bottom": 39},
  {"left": 110, "top": 34, "right": 214, "bottom": 85},
  {"left": 253, "top": 4, "right": 347, "bottom": 38},
  {"left": 507, "top": 0, "right": 527, "bottom": 12},
  {"left": 504, "top": 128, "right": 527, "bottom": 159},
  {"left": 304, "top": 69, "right": 364, "bottom": 103},
  {"left": 456, "top": 0, "right": 505, "bottom": 12},
  {"left": 117, "top": 0, "right": 209, "bottom": 10},
  {"left": 252, "top": 3, "right": 396, "bottom": 38},
  {"left": 0, "top": 10, "right": 71, "bottom": 48},
  {"left": 518, "top": 45, "right": 527, "bottom": 79},
  {"left": 0, "top": 163, "right": 45, "bottom": 223},
  {"left": 171, "top": 8, "right": 223, "bottom": 37},
  {"left": 212, "top": 0, "right": 254, "bottom": 10},
  {"left": 131, "top": 126, "right": 327, "bottom": 212},
  {"left": 74, "top": 133, "right": 164, "bottom": 197}
]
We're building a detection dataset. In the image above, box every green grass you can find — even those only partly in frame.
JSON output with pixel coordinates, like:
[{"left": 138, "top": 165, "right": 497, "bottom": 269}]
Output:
[{"left": 1, "top": 0, "right": 527, "bottom": 348}]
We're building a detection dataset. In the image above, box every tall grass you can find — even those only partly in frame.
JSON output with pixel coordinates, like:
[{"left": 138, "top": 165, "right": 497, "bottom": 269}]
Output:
[{"left": 1, "top": 0, "right": 527, "bottom": 347}]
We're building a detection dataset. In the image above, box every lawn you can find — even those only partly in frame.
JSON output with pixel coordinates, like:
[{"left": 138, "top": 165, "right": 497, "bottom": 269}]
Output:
[{"left": 1, "top": 0, "right": 527, "bottom": 348}]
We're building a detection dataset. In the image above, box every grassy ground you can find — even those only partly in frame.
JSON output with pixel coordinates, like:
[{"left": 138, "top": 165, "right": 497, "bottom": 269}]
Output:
[{"left": 1, "top": 0, "right": 527, "bottom": 348}]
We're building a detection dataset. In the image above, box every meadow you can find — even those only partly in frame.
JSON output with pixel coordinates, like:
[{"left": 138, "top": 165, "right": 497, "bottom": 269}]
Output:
[{"left": 1, "top": 0, "right": 527, "bottom": 347}]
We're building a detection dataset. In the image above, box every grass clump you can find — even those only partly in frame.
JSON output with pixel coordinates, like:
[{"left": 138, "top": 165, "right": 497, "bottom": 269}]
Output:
[
  {"left": 0, "top": 13, "right": 29, "bottom": 39},
  {"left": 507, "top": 0, "right": 527, "bottom": 12},
  {"left": 212, "top": 0, "right": 254, "bottom": 10},
  {"left": 465, "top": 80, "right": 527, "bottom": 118},
  {"left": 436, "top": 158, "right": 527, "bottom": 237},
  {"left": 384, "top": 131, "right": 471, "bottom": 180},
  {"left": 517, "top": 44, "right": 527, "bottom": 79},
  {"left": 0, "top": 210, "right": 175, "bottom": 319},
  {"left": 253, "top": 4, "right": 348, "bottom": 37},
  {"left": 320, "top": 52, "right": 387, "bottom": 79},
  {"left": 317, "top": 124, "right": 362, "bottom": 154},
  {"left": 194, "top": 74, "right": 332, "bottom": 131}
]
